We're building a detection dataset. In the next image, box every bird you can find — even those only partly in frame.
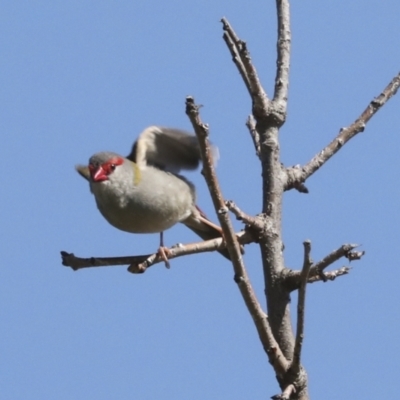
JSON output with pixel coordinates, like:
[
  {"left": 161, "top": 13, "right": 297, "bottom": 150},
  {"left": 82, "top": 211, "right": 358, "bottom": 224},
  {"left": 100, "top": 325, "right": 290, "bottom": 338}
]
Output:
[{"left": 76, "top": 126, "right": 232, "bottom": 264}]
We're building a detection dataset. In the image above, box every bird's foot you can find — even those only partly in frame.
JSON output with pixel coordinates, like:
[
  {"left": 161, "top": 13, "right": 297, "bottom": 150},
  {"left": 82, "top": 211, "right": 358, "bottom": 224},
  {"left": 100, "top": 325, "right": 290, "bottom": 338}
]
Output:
[{"left": 157, "top": 246, "right": 171, "bottom": 269}]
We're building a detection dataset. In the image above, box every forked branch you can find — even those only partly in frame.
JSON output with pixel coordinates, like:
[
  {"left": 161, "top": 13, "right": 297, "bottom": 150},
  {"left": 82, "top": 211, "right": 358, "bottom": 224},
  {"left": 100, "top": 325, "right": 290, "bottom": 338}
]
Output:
[
  {"left": 283, "top": 243, "right": 365, "bottom": 291},
  {"left": 221, "top": 18, "right": 270, "bottom": 117}
]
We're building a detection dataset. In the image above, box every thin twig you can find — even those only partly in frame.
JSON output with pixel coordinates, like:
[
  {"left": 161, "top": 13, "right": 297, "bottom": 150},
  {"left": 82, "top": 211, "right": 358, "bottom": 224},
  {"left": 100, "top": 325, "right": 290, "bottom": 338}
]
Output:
[
  {"left": 285, "top": 72, "right": 400, "bottom": 190},
  {"left": 283, "top": 243, "right": 364, "bottom": 291},
  {"left": 221, "top": 18, "right": 269, "bottom": 115},
  {"left": 274, "top": 0, "right": 291, "bottom": 106},
  {"left": 292, "top": 241, "right": 312, "bottom": 371},
  {"left": 61, "top": 231, "right": 254, "bottom": 273},
  {"left": 246, "top": 114, "right": 261, "bottom": 157},
  {"left": 225, "top": 200, "right": 265, "bottom": 231},
  {"left": 185, "top": 96, "right": 288, "bottom": 376},
  {"left": 307, "top": 266, "right": 350, "bottom": 284},
  {"left": 221, "top": 24, "right": 252, "bottom": 97},
  {"left": 60, "top": 252, "right": 149, "bottom": 271}
]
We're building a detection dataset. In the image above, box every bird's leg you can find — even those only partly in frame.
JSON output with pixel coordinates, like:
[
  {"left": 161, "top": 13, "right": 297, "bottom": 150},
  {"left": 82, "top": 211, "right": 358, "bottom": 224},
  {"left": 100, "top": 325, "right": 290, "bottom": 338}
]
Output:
[{"left": 158, "top": 231, "right": 171, "bottom": 269}]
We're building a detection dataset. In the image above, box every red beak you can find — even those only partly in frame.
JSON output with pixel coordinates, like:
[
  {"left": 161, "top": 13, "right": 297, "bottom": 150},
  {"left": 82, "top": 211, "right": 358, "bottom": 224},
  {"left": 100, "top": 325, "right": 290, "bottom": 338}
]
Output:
[{"left": 90, "top": 165, "right": 108, "bottom": 182}]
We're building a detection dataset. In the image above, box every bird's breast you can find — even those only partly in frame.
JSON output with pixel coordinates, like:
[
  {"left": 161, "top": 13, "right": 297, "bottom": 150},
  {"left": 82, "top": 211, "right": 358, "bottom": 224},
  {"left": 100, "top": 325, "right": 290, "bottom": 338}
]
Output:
[{"left": 90, "top": 167, "right": 195, "bottom": 234}]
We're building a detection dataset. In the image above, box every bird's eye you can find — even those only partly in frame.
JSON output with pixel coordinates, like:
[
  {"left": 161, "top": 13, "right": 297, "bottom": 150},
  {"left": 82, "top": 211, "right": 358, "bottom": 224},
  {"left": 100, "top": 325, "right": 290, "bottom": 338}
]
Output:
[{"left": 105, "top": 157, "right": 123, "bottom": 173}]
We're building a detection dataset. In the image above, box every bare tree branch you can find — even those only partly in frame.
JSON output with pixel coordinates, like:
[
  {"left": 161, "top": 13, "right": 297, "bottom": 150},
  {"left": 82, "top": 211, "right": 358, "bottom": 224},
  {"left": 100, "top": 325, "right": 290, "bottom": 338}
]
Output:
[
  {"left": 310, "top": 244, "right": 364, "bottom": 280},
  {"left": 185, "top": 96, "right": 289, "bottom": 376},
  {"left": 221, "top": 18, "right": 269, "bottom": 116},
  {"left": 292, "top": 241, "right": 312, "bottom": 371},
  {"left": 225, "top": 200, "right": 265, "bottom": 232},
  {"left": 285, "top": 72, "right": 400, "bottom": 191},
  {"left": 61, "top": 230, "right": 254, "bottom": 273},
  {"left": 61, "top": 252, "right": 149, "bottom": 271},
  {"left": 186, "top": 97, "right": 245, "bottom": 263},
  {"left": 306, "top": 266, "right": 350, "bottom": 284},
  {"left": 246, "top": 114, "right": 260, "bottom": 157},
  {"left": 221, "top": 20, "right": 252, "bottom": 98},
  {"left": 283, "top": 243, "right": 364, "bottom": 291},
  {"left": 274, "top": 0, "right": 291, "bottom": 109},
  {"left": 252, "top": 0, "right": 295, "bottom": 368}
]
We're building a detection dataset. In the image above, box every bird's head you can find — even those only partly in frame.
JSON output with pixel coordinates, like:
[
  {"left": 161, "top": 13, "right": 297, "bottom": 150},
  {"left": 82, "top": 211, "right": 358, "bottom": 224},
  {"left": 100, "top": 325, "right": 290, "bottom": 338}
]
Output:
[
  {"left": 76, "top": 152, "right": 125, "bottom": 183},
  {"left": 88, "top": 152, "right": 125, "bottom": 182}
]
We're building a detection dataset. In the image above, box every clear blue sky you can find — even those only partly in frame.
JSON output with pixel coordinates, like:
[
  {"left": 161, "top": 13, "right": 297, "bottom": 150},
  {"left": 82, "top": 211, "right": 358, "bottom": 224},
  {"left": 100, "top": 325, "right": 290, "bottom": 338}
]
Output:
[{"left": 1, "top": 1, "right": 399, "bottom": 399}]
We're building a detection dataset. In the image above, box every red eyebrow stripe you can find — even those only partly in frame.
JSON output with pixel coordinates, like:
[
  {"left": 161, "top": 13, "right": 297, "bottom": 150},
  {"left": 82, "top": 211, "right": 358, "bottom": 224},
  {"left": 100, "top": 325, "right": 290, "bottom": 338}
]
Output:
[{"left": 106, "top": 157, "right": 124, "bottom": 166}]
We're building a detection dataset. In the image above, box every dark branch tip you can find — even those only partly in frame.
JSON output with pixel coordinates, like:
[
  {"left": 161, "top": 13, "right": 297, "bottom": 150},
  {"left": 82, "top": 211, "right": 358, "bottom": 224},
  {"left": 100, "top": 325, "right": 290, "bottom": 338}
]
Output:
[
  {"left": 60, "top": 250, "right": 71, "bottom": 263},
  {"left": 218, "top": 206, "right": 228, "bottom": 215},
  {"left": 371, "top": 98, "right": 382, "bottom": 108},
  {"left": 225, "top": 200, "right": 233, "bottom": 207},
  {"left": 127, "top": 263, "right": 147, "bottom": 274},
  {"left": 185, "top": 96, "right": 202, "bottom": 114},
  {"left": 358, "top": 123, "right": 366, "bottom": 132},
  {"left": 319, "top": 271, "right": 328, "bottom": 282},
  {"left": 60, "top": 251, "right": 78, "bottom": 270},
  {"left": 295, "top": 182, "right": 309, "bottom": 194},
  {"left": 233, "top": 273, "right": 244, "bottom": 284},
  {"left": 238, "top": 39, "right": 247, "bottom": 51},
  {"left": 346, "top": 250, "right": 365, "bottom": 261}
]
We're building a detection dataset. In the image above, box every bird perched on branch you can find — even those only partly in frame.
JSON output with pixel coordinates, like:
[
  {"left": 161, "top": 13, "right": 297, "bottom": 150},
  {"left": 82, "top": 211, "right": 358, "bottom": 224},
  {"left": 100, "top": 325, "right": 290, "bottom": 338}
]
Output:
[{"left": 76, "top": 126, "right": 232, "bottom": 263}]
